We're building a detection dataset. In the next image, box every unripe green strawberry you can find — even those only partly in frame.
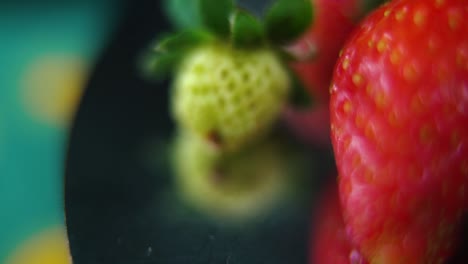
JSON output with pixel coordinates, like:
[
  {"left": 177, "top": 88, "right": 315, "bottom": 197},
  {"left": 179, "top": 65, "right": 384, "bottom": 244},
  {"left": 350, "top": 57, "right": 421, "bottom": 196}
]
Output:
[
  {"left": 172, "top": 43, "right": 290, "bottom": 152},
  {"left": 145, "top": 0, "right": 315, "bottom": 152}
]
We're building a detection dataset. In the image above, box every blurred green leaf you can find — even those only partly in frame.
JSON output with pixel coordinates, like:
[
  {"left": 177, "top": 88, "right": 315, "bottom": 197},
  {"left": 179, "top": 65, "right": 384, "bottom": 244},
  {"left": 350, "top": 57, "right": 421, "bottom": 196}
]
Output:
[
  {"left": 264, "top": 0, "right": 313, "bottom": 45},
  {"left": 141, "top": 29, "right": 213, "bottom": 80},
  {"left": 156, "top": 29, "right": 213, "bottom": 53},
  {"left": 230, "top": 8, "right": 264, "bottom": 49},
  {"left": 163, "top": 0, "right": 202, "bottom": 29},
  {"left": 199, "top": 0, "right": 234, "bottom": 37},
  {"left": 139, "top": 50, "right": 184, "bottom": 81}
]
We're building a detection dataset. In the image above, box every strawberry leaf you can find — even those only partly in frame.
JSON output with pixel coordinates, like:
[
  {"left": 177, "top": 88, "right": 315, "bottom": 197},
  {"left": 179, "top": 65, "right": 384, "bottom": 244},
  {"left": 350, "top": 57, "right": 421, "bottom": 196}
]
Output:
[
  {"left": 141, "top": 29, "right": 213, "bottom": 80},
  {"left": 230, "top": 9, "right": 264, "bottom": 49},
  {"left": 163, "top": 0, "right": 202, "bottom": 29},
  {"left": 199, "top": 0, "right": 234, "bottom": 37},
  {"left": 139, "top": 51, "right": 184, "bottom": 81},
  {"left": 264, "top": 0, "right": 313, "bottom": 45},
  {"left": 155, "top": 29, "right": 213, "bottom": 53}
]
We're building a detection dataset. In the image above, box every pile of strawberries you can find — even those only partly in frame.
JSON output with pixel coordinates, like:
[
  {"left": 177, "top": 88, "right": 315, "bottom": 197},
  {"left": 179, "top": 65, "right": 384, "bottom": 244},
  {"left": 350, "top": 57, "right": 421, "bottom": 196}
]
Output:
[{"left": 146, "top": 0, "right": 468, "bottom": 263}]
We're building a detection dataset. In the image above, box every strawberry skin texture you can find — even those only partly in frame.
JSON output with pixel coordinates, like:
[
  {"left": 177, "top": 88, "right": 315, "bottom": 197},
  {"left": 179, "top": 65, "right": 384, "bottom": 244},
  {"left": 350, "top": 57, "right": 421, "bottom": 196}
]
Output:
[
  {"left": 310, "top": 181, "right": 369, "bottom": 264},
  {"left": 330, "top": 0, "right": 468, "bottom": 263}
]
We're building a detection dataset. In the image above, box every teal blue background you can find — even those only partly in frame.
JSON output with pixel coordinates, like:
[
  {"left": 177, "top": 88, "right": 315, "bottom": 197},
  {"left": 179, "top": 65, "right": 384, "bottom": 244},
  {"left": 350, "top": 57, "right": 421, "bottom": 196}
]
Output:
[{"left": 0, "top": 1, "right": 122, "bottom": 261}]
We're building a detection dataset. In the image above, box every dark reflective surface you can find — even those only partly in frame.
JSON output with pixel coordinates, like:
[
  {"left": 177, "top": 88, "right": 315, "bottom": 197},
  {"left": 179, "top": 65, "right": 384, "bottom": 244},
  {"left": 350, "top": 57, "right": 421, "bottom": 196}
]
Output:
[
  {"left": 64, "top": 1, "right": 468, "bottom": 263},
  {"left": 64, "top": 0, "right": 336, "bottom": 263}
]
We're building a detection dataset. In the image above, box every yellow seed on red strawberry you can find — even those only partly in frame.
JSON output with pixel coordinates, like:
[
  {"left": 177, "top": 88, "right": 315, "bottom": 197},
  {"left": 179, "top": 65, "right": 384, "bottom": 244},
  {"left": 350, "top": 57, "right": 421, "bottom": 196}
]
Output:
[{"left": 330, "top": 0, "right": 468, "bottom": 263}]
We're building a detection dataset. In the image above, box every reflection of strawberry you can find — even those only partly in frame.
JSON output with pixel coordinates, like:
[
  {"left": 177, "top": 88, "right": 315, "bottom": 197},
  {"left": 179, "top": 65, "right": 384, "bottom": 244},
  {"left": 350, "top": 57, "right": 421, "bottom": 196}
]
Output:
[
  {"left": 171, "top": 132, "right": 301, "bottom": 221},
  {"left": 330, "top": 0, "right": 468, "bottom": 263},
  {"left": 309, "top": 180, "right": 368, "bottom": 264}
]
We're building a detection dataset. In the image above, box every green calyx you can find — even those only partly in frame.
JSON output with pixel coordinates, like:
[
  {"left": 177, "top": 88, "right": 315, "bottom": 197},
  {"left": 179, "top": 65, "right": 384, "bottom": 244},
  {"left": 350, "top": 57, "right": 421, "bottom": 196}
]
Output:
[
  {"left": 199, "top": 0, "right": 234, "bottom": 38},
  {"left": 144, "top": 0, "right": 315, "bottom": 79},
  {"left": 140, "top": 29, "right": 214, "bottom": 80},
  {"left": 230, "top": 8, "right": 265, "bottom": 49},
  {"left": 198, "top": 0, "right": 314, "bottom": 47},
  {"left": 264, "top": 0, "right": 313, "bottom": 45}
]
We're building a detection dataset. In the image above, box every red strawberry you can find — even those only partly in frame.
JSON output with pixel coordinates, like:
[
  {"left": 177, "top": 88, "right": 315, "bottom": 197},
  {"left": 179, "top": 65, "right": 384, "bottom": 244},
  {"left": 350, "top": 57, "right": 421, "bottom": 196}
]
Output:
[
  {"left": 282, "top": 104, "right": 331, "bottom": 147},
  {"left": 330, "top": 0, "right": 468, "bottom": 263},
  {"left": 283, "top": 0, "right": 385, "bottom": 146},
  {"left": 289, "top": 0, "right": 372, "bottom": 103},
  {"left": 309, "top": 180, "right": 369, "bottom": 264}
]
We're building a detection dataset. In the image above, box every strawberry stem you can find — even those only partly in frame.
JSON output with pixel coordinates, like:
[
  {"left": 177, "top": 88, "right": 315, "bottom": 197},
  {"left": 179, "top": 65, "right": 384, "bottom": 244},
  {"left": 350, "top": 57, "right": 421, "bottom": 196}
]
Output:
[
  {"left": 199, "top": 0, "right": 234, "bottom": 38},
  {"left": 230, "top": 8, "right": 265, "bottom": 49},
  {"left": 264, "top": 0, "right": 314, "bottom": 45}
]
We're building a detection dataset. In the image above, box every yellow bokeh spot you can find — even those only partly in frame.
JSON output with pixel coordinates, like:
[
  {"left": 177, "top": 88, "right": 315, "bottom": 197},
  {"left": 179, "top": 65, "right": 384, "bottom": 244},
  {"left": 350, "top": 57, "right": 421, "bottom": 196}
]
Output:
[
  {"left": 22, "top": 55, "right": 87, "bottom": 127},
  {"left": 6, "top": 227, "right": 72, "bottom": 264}
]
